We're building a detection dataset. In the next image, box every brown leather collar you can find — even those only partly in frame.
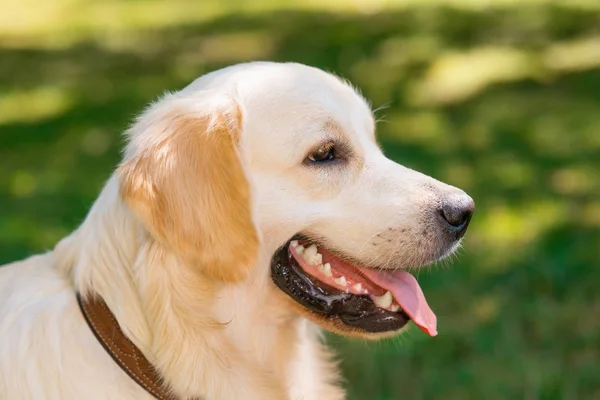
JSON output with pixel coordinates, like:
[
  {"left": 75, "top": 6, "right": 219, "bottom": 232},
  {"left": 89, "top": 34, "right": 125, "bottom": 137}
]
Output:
[{"left": 77, "top": 293, "right": 177, "bottom": 400}]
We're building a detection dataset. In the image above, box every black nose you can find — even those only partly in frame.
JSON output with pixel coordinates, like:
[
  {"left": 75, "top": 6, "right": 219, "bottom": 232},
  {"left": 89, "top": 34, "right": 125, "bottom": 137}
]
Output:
[{"left": 440, "top": 193, "right": 475, "bottom": 239}]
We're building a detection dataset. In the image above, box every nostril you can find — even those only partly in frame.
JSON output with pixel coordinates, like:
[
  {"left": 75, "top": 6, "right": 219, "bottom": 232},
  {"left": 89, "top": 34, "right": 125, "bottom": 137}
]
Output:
[
  {"left": 440, "top": 194, "right": 475, "bottom": 234},
  {"left": 441, "top": 206, "right": 469, "bottom": 228}
]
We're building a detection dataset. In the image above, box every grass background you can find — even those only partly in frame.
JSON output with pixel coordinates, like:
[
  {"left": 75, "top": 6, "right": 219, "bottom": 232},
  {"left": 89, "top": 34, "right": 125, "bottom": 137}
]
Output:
[{"left": 1, "top": 0, "right": 599, "bottom": 398}]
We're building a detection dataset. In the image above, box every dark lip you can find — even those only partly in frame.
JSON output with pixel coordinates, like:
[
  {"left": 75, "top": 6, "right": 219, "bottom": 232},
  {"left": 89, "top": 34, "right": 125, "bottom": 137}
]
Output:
[{"left": 270, "top": 236, "right": 410, "bottom": 333}]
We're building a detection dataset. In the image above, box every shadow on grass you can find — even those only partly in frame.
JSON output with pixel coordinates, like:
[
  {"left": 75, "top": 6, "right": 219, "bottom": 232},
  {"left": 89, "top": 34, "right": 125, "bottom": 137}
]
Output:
[{"left": 1, "top": 4, "right": 599, "bottom": 399}]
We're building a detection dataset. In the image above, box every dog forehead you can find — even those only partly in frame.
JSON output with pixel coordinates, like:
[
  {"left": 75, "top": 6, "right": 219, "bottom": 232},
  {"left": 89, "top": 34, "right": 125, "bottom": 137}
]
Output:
[
  {"left": 181, "top": 62, "right": 375, "bottom": 160},
  {"left": 235, "top": 64, "right": 375, "bottom": 149},
  {"left": 185, "top": 62, "right": 371, "bottom": 129},
  {"left": 239, "top": 63, "right": 370, "bottom": 120}
]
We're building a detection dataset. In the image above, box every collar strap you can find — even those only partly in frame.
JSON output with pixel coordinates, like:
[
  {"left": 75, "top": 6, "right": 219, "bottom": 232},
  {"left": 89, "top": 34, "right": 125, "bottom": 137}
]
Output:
[{"left": 76, "top": 293, "right": 177, "bottom": 400}]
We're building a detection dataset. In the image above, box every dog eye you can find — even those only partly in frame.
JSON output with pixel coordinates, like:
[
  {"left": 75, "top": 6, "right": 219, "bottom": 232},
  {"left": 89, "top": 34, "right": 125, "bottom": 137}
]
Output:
[{"left": 307, "top": 144, "right": 336, "bottom": 163}]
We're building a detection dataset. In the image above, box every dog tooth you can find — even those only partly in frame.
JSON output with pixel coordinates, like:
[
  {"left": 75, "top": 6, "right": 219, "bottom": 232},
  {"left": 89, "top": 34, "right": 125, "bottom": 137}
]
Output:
[
  {"left": 290, "top": 240, "right": 299, "bottom": 248},
  {"left": 296, "top": 245, "right": 305, "bottom": 255},
  {"left": 303, "top": 244, "right": 318, "bottom": 264},
  {"left": 314, "top": 253, "right": 323, "bottom": 265},
  {"left": 322, "top": 263, "right": 332, "bottom": 276},
  {"left": 334, "top": 276, "right": 347, "bottom": 286},
  {"left": 352, "top": 283, "right": 363, "bottom": 292},
  {"left": 390, "top": 303, "right": 400, "bottom": 312},
  {"left": 374, "top": 291, "right": 393, "bottom": 308}
]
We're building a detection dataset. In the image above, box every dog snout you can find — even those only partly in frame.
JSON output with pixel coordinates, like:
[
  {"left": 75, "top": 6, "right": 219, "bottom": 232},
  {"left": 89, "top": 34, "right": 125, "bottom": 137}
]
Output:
[{"left": 439, "top": 192, "right": 474, "bottom": 240}]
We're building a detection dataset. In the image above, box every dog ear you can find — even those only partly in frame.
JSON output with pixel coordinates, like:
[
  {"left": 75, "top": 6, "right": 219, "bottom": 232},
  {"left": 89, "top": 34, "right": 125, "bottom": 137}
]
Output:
[{"left": 118, "top": 94, "right": 258, "bottom": 283}]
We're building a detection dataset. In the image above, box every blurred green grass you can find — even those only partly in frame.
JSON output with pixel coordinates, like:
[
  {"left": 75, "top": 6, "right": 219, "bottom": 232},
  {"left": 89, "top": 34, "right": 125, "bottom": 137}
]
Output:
[{"left": 1, "top": 1, "right": 599, "bottom": 399}]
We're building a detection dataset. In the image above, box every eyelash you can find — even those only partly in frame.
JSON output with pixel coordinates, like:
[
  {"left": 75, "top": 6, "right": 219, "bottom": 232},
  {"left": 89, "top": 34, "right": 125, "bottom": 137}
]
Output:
[{"left": 307, "top": 143, "right": 336, "bottom": 163}]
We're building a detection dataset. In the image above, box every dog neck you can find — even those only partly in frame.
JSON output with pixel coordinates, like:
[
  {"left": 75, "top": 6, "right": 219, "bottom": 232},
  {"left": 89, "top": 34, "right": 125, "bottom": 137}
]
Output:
[{"left": 52, "top": 175, "right": 312, "bottom": 399}]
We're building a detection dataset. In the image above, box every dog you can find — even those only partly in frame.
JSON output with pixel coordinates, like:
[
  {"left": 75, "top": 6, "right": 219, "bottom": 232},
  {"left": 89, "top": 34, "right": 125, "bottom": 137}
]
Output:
[{"left": 0, "top": 62, "right": 474, "bottom": 400}]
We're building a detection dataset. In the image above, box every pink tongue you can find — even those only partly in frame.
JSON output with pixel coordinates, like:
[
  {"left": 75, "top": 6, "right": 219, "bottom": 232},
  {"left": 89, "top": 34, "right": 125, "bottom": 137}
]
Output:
[{"left": 360, "top": 269, "right": 437, "bottom": 336}]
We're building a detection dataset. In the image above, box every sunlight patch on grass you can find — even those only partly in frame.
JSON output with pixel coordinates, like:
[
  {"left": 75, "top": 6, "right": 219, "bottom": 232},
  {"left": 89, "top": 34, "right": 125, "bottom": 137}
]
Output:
[
  {"left": 478, "top": 204, "right": 528, "bottom": 243},
  {"left": 2, "top": 0, "right": 599, "bottom": 49},
  {"left": 551, "top": 166, "right": 598, "bottom": 196},
  {"left": 0, "top": 86, "right": 73, "bottom": 125},
  {"left": 9, "top": 171, "right": 38, "bottom": 198},
  {"left": 544, "top": 36, "right": 600, "bottom": 73},
  {"left": 376, "top": 35, "right": 442, "bottom": 69},
  {"left": 409, "top": 0, "right": 600, "bottom": 8},
  {"left": 197, "top": 32, "right": 276, "bottom": 64},
  {"left": 414, "top": 36, "right": 600, "bottom": 106},
  {"left": 0, "top": 0, "right": 79, "bottom": 38},
  {"left": 471, "top": 200, "right": 567, "bottom": 270},
  {"left": 581, "top": 201, "right": 600, "bottom": 228},
  {"left": 0, "top": 0, "right": 392, "bottom": 48},
  {"left": 442, "top": 162, "right": 475, "bottom": 190},
  {"left": 385, "top": 111, "right": 450, "bottom": 148},
  {"left": 413, "top": 47, "right": 537, "bottom": 106}
]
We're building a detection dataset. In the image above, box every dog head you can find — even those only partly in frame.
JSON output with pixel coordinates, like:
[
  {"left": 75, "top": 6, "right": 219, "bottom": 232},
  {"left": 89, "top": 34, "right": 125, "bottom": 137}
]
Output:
[{"left": 118, "top": 62, "right": 474, "bottom": 339}]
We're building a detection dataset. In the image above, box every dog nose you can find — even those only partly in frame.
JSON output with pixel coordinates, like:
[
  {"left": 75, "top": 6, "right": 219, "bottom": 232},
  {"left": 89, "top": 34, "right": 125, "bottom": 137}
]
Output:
[{"left": 440, "top": 192, "right": 474, "bottom": 239}]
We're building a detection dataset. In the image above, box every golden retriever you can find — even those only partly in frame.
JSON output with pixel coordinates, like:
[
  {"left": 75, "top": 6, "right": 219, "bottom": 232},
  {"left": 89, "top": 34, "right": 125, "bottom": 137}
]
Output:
[{"left": 0, "top": 62, "right": 474, "bottom": 399}]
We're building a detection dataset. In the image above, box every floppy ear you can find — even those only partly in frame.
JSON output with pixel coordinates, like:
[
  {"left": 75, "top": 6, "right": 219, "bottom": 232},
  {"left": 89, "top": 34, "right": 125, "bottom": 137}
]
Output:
[{"left": 118, "top": 94, "right": 258, "bottom": 283}]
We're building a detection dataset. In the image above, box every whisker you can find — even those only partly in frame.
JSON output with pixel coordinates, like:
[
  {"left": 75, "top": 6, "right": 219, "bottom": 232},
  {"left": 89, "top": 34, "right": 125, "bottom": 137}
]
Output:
[{"left": 372, "top": 102, "right": 392, "bottom": 114}]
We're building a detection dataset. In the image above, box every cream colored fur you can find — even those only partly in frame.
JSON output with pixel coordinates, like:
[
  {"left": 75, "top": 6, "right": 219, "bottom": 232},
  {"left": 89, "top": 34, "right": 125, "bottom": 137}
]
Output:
[{"left": 0, "top": 62, "right": 467, "bottom": 399}]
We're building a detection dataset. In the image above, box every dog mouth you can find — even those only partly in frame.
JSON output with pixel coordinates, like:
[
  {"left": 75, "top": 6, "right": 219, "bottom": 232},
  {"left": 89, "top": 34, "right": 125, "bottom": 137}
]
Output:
[{"left": 270, "top": 236, "right": 437, "bottom": 335}]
